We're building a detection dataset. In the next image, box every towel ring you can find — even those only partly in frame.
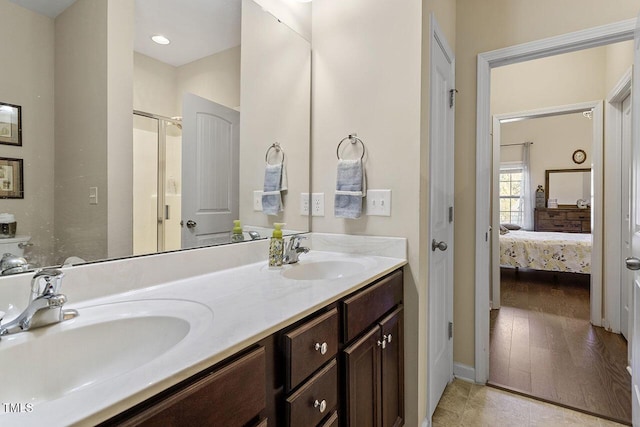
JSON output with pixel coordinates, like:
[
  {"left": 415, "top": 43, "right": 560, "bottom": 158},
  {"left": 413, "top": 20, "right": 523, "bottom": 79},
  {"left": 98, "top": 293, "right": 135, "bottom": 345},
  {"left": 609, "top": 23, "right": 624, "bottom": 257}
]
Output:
[
  {"left": 265, "top": 142, "right": 285, "bottom": 165},
  {"left": 336, "top": 134, "right": 365, "bottom": 160}
]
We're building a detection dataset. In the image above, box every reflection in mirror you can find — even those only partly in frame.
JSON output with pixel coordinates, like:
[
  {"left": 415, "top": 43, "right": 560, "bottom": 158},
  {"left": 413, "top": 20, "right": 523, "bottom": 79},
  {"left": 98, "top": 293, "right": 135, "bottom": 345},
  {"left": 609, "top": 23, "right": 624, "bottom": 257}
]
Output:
[
  {"left": 545, "top": 168, "right": 592, "bottom": 206},
  {"left": 0, "top": 0, "right": 311, "bottom": 275}
]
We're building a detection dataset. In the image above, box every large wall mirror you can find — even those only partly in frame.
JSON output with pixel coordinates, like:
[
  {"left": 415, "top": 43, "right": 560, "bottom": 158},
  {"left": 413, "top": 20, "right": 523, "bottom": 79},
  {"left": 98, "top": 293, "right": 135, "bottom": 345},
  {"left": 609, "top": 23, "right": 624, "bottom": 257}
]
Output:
[
  {"left": 545, "top": 168, "right": 592, "bottom": 207},
  {"left": 0, "top": 0, "right": 311, "bottom": 274}
]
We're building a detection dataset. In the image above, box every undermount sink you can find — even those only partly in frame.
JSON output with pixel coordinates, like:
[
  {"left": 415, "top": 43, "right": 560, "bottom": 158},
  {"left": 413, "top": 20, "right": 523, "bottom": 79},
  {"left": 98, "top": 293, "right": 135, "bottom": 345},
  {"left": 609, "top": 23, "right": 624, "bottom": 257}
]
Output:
[
  {"left": 281, "top": 260, "right": 366, "bottom": 281},
  {"left": 0, "top": 299, "right": 213, "bottom": 404}
]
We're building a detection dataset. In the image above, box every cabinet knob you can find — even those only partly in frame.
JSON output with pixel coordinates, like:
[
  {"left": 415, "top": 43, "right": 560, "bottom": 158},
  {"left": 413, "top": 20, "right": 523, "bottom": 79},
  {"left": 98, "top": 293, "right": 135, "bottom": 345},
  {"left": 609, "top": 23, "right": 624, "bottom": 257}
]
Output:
[
  {"left": 314, "top": 342, "right": 328, "bottom": 355},
  {"left": 314, "top": 399, "right": 327, "bottom": 413},
  {"left": 377, "top": 339, "right": 386, "bottom": 349},
  {"left": 384, "top": 334, "right": 392, "bottom": 343}
]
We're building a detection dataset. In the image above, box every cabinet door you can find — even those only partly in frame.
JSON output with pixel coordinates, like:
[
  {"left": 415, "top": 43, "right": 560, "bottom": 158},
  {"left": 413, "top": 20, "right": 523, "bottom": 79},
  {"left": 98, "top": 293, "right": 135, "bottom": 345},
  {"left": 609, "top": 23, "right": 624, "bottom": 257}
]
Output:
[
  {"left": 380, "top": 306, "right": 404, "bottom": 427},
  {"left": 344, "top": 326, "right": 381, "bottom": 427}
]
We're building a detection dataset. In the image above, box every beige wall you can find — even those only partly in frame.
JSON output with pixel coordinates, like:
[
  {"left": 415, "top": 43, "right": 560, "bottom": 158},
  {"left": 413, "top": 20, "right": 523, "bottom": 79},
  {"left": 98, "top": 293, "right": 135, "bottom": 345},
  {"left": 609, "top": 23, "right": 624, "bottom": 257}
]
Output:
[
  {"left": 500, "top": 113, "right": 593, "bottom": 192},
  {"left": 54, "top": 0, "right": 110, "bottom": 264},
  {"left": 605, "top": 40, "right": 634, "bottom": 93},
  {"left": 107, "top": 0, "right": 134, "bottom": 259},
  {"left": 134, "top": 53, "right": 179, "bottom": 118},
  {"left": 455, "top": 0, "right": 640, "bottom": 369},
  {"left": 240, "top": 0, "right": 310, "bottom": 234},
  {"left": 0, "top": 0, "right": 55, "bottom": 266},
  {"left": 253, "top": 0, "right": 312, "bottom": 41}
]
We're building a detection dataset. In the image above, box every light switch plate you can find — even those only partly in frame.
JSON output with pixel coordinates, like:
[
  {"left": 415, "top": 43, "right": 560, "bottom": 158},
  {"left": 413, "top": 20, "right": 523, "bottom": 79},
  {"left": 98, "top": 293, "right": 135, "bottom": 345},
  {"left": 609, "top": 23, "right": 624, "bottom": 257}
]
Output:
[
  {"left": 253, "top": 190, "right": 263, "bottom": 211},
  {"left": 312, "top": 193, "right": 325, "bottom": 216},
  {"left": 366, "top": 189, "right": 391, "bottom": 216},
  {"left": 300, "top": 193, "right": 310, "bottom": 215},
  {"left": 89, "top": 187, "right": 98, "bottom": 205}
]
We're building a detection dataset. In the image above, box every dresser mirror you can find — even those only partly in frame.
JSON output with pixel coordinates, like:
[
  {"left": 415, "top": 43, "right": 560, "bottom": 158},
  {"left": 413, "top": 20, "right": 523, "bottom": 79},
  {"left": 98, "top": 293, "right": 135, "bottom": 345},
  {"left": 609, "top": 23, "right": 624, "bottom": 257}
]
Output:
[
  {"left": 545, "top": 168, "right": 592, "bottom": 207},
  {"left": 0, "top": 0, "right": 311, "bottom": 274}
]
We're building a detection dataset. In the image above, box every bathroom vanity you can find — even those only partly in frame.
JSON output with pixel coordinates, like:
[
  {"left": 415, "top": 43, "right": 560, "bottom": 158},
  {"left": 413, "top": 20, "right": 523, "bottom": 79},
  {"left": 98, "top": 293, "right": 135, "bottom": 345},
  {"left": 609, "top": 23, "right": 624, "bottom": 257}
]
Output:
[
  {"left": 0, "top": 233, "right": 406, "bottom": 427},
  {"left": 102, "top": 269, "right": 403, "bottom": 427}
]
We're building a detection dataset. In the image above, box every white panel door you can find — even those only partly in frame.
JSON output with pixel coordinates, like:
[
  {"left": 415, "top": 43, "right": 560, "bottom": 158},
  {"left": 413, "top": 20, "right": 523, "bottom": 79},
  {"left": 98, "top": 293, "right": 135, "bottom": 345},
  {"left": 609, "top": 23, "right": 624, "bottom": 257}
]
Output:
[
  {"left": 182, "top": 93, "right": 239, "bottom": 248},
  {"left": 622, "top": 93, "right": 632, "bottom": 342},
  {"left": 628, "top": 16, "right": 640, "bottom": 426},
  {"left": 428, "top": 16, "right": 455, "bottom": 419}
]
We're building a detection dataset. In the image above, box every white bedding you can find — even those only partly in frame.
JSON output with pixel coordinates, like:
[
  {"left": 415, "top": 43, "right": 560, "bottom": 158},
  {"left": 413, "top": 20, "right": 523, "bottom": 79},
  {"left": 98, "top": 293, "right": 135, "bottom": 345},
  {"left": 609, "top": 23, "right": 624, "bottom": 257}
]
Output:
[{"left": 499, "top": 230, "right": 592, "bottom": 274}]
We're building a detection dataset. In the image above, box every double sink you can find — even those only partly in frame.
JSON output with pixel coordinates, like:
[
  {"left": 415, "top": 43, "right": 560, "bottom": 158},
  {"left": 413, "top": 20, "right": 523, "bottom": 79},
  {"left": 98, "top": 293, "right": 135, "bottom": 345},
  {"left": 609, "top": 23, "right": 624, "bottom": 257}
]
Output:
[{"left": 0, "top": 250, "right": 397, "bottom": 426}]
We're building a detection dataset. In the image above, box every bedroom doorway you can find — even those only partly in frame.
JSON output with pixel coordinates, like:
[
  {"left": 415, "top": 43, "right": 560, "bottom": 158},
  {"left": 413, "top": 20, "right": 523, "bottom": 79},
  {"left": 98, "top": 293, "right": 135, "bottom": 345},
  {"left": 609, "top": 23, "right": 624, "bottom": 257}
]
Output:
[{"left": 479, "top": 31, "right": 634, "bottom": 423}]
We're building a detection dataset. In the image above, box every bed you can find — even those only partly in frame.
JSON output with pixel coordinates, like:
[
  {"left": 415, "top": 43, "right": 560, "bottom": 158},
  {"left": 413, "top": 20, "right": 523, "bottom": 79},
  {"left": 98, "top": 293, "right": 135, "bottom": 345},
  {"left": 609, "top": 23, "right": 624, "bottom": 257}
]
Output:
[{"left": 499, "top": 230, "right": 591, "bottom": 274}]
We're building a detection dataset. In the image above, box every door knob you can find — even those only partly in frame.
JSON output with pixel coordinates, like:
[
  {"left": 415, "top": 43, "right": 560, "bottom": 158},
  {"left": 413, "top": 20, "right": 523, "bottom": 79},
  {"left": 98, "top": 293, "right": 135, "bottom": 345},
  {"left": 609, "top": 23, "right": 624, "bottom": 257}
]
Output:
[
  {"left": 626, "top": 257, "right": 640, "bottom": 271},
  {"left": 186, "top": 220, "right": 197, "bottom": 229},
  {"left": 432, "top": 239, "right": 448, "bottom": 252}
]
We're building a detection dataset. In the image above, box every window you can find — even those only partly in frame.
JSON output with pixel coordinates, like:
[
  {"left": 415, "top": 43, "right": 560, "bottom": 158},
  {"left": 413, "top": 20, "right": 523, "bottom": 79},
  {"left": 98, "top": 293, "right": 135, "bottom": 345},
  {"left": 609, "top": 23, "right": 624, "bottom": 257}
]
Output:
[{"left": 499, "top": 165, "right": 523, "bottom": 225}]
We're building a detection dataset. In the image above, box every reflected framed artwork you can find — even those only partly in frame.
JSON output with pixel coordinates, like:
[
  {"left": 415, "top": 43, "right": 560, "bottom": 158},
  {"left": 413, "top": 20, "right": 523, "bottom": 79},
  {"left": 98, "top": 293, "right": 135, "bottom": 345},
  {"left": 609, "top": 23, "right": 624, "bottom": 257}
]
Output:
[
  {"left": 0, "top": 101, "right": 22, "bottom": 146},
  {"left": 0, "top": 157, "right": 23, "bottom": 199}
]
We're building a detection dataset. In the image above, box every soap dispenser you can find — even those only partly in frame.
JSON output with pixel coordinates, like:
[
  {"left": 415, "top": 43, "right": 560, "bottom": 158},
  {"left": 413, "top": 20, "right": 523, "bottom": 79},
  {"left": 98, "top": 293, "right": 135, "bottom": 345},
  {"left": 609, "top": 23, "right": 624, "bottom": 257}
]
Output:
[
  {"left": 268, "top": 223, "right": 285, "bottom": 267},
  {"left": 231, "top": 220, "right": 244, "bottom": 243}
]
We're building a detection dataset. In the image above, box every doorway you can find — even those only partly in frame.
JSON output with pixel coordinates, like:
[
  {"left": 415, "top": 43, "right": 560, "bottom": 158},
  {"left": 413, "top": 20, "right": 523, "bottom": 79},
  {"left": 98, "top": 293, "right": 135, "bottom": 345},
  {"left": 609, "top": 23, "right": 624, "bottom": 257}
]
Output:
[
  {"left": 132, "top": 111, "right": 183, "bottom": 255},
  {"left": 474, "top": 17, "right": 635, "bottom": 382}
]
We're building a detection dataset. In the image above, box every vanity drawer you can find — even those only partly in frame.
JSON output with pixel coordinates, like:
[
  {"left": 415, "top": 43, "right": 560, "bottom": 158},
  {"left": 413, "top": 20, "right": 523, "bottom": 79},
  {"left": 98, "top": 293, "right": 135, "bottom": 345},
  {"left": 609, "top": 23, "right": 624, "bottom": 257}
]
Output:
[
  {"left": 342, "top": 269, "right": 403, "bottom": 343},
  {"left": 319, "top": 410, "right": 339, "bottom": 427},
  {"left": 284, "top": 308, "right": 339, "bottom": 391},
  {"left": 119, "top": 346, "right": 266, "bottom": 427},
  {"left": 286, "top": 359, "right": 338, "bottom": 427}
]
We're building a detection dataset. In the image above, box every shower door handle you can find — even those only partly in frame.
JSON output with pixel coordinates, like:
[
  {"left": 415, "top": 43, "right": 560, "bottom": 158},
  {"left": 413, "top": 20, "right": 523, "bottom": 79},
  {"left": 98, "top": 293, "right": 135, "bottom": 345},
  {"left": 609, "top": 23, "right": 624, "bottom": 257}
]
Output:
[{"left": 164, "top": 205, "right": 170, "bottom": 220}]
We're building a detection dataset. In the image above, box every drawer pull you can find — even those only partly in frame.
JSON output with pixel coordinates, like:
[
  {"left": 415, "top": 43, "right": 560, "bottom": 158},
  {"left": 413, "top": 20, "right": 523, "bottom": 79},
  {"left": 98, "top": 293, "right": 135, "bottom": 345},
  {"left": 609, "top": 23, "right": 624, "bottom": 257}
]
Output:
[
  {"left": 384, "top": 333, "right": 392, "bottom": 343},
  {"left": 314, "top": 342, "right": 328, "bottom": 355},
  {"left": 314, "top": 399, "right": 327, "bottom": 413}
]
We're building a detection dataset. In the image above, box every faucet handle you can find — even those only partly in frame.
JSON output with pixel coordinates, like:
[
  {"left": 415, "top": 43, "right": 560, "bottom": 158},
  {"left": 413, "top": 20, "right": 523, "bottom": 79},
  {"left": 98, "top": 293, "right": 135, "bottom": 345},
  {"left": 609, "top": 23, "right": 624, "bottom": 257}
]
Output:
[{"left": 30, "top": 269, "right": 65, "bottom": 301}]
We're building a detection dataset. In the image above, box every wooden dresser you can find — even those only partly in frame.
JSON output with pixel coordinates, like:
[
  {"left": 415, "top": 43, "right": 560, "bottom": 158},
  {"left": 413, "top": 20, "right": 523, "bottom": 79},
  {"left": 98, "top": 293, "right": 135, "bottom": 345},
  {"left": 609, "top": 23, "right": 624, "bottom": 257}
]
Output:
[{"left": 534, "top": 208, "right": 591, "bottom": 233}]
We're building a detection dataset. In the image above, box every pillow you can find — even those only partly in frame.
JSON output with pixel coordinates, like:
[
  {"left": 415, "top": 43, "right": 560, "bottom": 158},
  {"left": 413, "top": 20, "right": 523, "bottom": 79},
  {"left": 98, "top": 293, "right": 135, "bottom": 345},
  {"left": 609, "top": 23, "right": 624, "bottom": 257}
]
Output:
[
  {"left": 499, "top": 225, "right": 509, "bottom": 235},
  {"left": 501, "top": 223, "right": 521, "bottom": 230}
]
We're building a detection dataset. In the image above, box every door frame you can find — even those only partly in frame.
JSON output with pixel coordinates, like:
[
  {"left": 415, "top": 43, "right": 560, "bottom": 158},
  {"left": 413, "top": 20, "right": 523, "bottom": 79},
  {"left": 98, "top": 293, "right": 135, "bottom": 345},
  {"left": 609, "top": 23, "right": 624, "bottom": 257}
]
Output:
[
  {"left": 491, "top": 101, "right": 603, "bottom": 313},
  {"left": 474, "top": 18, "right": 635, "bottom": 383},
  {"left": 604, "top": 67, "right": 633, "bottom": 338},
  {"left": 427, "top": 12, "right": 455, "bottom": 420}
]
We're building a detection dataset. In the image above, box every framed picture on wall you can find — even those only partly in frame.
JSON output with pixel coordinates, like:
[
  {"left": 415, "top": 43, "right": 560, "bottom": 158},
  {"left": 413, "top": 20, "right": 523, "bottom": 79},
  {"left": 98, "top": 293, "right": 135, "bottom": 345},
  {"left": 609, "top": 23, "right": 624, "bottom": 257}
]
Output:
[
  {"left": 0, "top": 157, "right": 23, "bottom": 199},
  {"left": 0, "top": 101, "right": 22, "bottom": 146}
]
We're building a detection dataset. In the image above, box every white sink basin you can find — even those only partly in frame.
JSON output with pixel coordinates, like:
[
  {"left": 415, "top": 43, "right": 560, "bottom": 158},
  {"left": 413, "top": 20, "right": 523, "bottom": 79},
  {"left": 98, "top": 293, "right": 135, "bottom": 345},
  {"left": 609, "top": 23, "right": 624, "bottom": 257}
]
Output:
[
  {"left": 281, "top": 260, "right": 366, "bottom": 280},
  {"left": 0, "top": 299, "right": 213, "bottom": 404}
]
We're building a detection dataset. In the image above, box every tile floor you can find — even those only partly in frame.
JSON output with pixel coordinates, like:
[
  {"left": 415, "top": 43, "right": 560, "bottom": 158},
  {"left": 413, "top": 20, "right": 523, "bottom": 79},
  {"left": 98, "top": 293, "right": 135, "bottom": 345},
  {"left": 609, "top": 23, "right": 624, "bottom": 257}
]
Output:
[{"left": 432, "top": 379, "right": 627, "bottom": 427}]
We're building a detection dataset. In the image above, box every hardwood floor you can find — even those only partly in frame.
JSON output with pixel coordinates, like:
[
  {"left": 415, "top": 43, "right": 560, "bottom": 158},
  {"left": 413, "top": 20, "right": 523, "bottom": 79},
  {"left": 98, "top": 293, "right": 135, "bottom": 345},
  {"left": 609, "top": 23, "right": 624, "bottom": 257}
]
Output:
[{"left": 489, "top": 268, "right": 632, "bottom": 425}]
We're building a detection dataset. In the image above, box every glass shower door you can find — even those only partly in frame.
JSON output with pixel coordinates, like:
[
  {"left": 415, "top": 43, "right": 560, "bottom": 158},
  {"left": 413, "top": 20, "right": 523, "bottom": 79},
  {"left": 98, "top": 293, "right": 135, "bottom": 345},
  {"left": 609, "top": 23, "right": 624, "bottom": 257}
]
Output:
[{"left": 132, "top": 112, "right": 182, "bottom": 254}]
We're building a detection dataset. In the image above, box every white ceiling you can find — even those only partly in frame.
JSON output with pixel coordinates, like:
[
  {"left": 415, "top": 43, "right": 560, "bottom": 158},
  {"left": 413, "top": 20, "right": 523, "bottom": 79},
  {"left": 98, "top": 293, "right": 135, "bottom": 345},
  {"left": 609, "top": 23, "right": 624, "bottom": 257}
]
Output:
[{"left": 10, "top": 0, "right": 242, "bottom": 67}]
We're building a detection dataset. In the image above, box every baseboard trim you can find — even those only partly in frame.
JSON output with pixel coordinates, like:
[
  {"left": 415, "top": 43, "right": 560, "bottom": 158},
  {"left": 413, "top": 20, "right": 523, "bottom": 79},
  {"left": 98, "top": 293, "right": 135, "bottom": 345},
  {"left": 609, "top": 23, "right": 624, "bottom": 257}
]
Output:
[{"left": 453, "top": 362, "right": 476, "bottom": 382}]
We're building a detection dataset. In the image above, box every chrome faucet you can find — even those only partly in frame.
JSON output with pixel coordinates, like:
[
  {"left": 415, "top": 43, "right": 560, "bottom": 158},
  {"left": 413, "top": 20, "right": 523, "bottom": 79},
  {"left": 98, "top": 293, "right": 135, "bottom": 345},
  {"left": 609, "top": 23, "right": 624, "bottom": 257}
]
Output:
[
  {"left": 0, "top": 269, "right": 77, "bottom": 338},
  {"left": 283, "top": 235, "right": 310, "bottom": 264}
]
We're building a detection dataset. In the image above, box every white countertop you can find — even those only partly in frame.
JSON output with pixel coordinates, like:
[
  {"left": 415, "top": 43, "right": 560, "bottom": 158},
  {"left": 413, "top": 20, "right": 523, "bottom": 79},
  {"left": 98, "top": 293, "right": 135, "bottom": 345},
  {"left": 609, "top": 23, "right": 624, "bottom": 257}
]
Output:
[{"left": 0, "top": 243, "right": 406, "bottom": 427}]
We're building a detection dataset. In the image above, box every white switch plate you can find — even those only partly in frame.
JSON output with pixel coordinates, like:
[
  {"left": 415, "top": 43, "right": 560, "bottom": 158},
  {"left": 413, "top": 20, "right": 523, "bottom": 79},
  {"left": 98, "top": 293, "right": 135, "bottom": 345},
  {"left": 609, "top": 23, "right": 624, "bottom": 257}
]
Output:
[
  {"left": 312, "top": 193, "right": 325, "bottom": 216},
  {"left": 366, "top": 189, "right": 391, "bottom": 216},
  {"left": 300, "top": 193, "right": 310, "bottom": 215},
  {"left": 253, "top": 190, "right": 263, "bottom": 211},
  {"left": 89, "top": 186, "right": 98, "bottom": 205}
]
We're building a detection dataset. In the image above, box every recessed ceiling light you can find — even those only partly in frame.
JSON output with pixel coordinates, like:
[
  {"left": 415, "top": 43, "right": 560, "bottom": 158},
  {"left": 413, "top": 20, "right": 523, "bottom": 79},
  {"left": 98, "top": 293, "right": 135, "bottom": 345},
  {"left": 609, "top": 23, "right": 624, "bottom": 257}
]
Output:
[{"left": 151, "top": 35, "right": 170, "bottom": 45}]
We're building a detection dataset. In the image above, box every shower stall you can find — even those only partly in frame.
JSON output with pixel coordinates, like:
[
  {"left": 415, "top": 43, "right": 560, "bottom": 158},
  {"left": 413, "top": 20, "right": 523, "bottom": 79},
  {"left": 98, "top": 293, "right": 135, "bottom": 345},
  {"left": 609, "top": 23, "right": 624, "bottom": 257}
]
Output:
[{"left": 132, "top": 111, "right": 182, "bottom": 254}]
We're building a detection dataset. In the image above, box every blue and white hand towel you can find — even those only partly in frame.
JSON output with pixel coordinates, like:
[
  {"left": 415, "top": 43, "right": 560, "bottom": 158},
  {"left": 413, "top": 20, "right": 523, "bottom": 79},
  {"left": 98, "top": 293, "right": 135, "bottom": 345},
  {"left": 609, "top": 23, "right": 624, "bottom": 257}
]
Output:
[
  {"left": 334, "top": 159, "right": 366, "bottom": 219},
  {"left": 262, "top": 163, "right": 288, "bottom": 215}
]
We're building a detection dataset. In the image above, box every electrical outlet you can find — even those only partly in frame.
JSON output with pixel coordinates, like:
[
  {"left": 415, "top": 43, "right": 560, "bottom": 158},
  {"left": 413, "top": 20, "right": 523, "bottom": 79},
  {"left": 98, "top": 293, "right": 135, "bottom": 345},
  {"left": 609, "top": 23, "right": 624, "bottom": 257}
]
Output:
[
  {"left": 253, "top": 190, "right": 263, "bottom": 211},
  {"left": 300, "top": 193, "right": 310, "bottom": 215},
  {"left": 312, "top": 193, "right": 325, "bottom": 216},
  {"left": 366, "top": 189, "right": 391, "bottom": 216}
]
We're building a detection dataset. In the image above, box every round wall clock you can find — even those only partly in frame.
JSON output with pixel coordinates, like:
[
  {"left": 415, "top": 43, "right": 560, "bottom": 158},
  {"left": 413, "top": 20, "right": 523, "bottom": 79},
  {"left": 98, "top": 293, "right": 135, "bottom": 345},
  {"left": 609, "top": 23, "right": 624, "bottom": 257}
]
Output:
[{"left": 572, "top": 149, "right": 586, "bottom": 164}]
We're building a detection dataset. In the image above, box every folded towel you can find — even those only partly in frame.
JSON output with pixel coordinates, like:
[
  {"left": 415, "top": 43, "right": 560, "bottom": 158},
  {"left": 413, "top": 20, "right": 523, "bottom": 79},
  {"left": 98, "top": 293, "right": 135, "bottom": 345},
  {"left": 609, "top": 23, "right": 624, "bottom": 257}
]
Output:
[
  {"left": 335, "top": 159, "right": 366, "bottom": 219},
  {"left": 262, "top": 163, "right": 287, "bottom": 215}
]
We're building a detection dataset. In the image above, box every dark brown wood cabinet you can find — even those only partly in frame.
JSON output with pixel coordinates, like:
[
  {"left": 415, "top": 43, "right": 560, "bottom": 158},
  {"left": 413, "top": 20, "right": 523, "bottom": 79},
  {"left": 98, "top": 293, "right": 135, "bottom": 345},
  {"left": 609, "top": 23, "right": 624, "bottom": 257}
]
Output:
[
  {"left": 342, "top": 270, "right": 404, "bottom": 427},
  {"left": 534, "top": 207, "right": 591, "bottom": 233},
  {"left": 107, "top": 346, "right": 267, "bottom": 427},
  {"left": 101, "top": 268, "right": 404, "bottom": 427}
]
